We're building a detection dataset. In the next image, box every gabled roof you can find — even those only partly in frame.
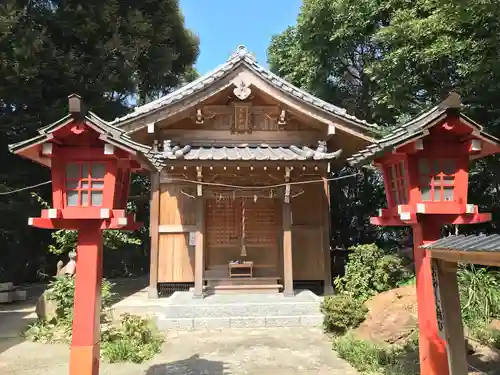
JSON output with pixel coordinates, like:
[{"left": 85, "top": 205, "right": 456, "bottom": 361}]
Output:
[
  {"left": 9, "top": 95, "right": 162, "bottom": 170},
  {"left": 159, "top": 140, "right": 342, "bottom": 162},
  {"left": 346, "top": 93, "right": 500, "bottom": 167},
  {"left": 110, "top": 45, "right": 378, "bottom": 135}
]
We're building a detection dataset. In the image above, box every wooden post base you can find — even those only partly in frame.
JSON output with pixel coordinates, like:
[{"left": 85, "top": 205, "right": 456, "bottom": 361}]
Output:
[
  {"left": 70, "top": 223, "right": 103, "bottom": 375},
  {"left": 413, "top": 220, "right": 450, "bottom": 375},
  {"left": 69, "top": 344, "right": 100, "bottom": 375}
]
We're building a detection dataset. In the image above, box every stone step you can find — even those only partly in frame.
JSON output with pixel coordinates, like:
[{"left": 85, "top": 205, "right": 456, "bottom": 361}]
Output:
[
  {"left": 158, "top": 301, "right": 321, "bottom": 319},
  {"left": 0, "top": 289, "right": 27, "bottom": 303},
  {"left": 156, "top": 314, "right": 324, "bottom": 330},
  {"left": 206, "top": 283, "right": 283, "bottom": 294}
]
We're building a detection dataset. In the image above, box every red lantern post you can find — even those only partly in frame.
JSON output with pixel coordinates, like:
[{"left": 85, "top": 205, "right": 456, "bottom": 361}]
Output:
[
  {"left": 9, "top": 95, "right": 155, "bottom": 375},
  {"left": 347, "top": 93, "right": 500, "bottom": 375}
]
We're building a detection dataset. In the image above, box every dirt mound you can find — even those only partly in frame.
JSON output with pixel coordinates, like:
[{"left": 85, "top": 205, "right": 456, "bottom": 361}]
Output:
[
  {"left": 354, "top": 285, "right": 418, "bottom": 345},
  {"left": 354, "top": 284, "right": 500, "bottom": 374}
]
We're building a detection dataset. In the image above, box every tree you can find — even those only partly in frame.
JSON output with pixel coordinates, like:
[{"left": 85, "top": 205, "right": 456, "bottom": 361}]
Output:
[
  {"left": 268, "top": 0, "right": 398, "bottom": 125},
  {"left": 0, "top": 0, "right": 199, "bottom": 282},
  {"left": 268, "top": 0, "right": 500, "bottom": 242}
]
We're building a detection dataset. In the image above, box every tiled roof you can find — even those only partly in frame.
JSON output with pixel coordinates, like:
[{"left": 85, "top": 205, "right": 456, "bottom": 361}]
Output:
[
  {"left": 346, "top": 93, "right": 500, "bottom": 167},
  {"left": 9, "top": 95, "right": 162, "bottom": 170},
  {"left": 422, "top": 234, "right": 500, "bottom": 252},
  {"left": 159, "top": 140, "right": 342, "bottom": 162},
  {"left": 110, "top": 45, "right": 377, "bottom": 131}
]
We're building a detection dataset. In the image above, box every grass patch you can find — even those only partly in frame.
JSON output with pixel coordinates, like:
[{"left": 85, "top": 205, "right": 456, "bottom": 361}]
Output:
[
  {"left": 101, "top": 314, "right": 164, "bottom": 363},
  {"left": 333, "top": 333, "right": 419, "bottom": 375}
]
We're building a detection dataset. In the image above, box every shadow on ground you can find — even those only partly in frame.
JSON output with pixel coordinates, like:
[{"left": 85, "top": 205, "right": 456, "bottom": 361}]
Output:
[
  {"left": 145, "top": 355, "right": 227, "bottom": 375},
  {"left": 109, "top": 276, "right": 149, "bottom": 304},
  {"left": 389, "top": 340, "right": 500, "bottom": 375},
  {"left": 468, "top": 344, "right": 500, "bottom": 375}
]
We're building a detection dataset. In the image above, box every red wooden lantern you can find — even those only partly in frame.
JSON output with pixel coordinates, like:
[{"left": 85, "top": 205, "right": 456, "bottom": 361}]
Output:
[
  {"left": 348, "top": 92, "right": 500, "bottom": 375},
  {"left": 9, "top": 94, "right": 155, "bottom": 375}
]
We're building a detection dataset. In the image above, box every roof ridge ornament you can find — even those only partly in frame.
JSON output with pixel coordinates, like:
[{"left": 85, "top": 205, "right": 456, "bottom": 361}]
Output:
[
  {"left": 439, "top": 91, "right": 462, "bottom": 110},
  {"left": 228, "top": 45, "right": 256, "bottom": 62}
]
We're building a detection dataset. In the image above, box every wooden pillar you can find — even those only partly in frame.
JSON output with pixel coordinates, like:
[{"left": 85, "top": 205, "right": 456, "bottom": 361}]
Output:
[
  {"left": 283, "top": 167, "right": 293, "bottom": 296},
  {"left": 69, "top": 223, "right": 103, "bottom": 375},
  {"left": 412, "top": 219, "right": 450, "bottom": 375},
  {"left": 433, "top": 259, "right": 468, "bottom": 375},
  {"left": 322, "top": 178, "right": 334, "bottom": 295},
  {"left": 193, "top": 168, "right": 204, "bottom": 298},
  {"left": 148, "top": 172, "right": 160, "bottom": 299}
]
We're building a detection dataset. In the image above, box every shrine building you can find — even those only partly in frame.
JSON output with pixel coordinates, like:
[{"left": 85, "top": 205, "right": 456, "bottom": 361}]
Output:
[{"left": 105, "top": 45, "right": 379, "bottom": 298}]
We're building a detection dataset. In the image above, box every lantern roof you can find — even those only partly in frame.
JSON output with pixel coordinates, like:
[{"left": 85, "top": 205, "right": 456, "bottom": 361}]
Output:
[
  {"left": 347, "top": 92, "right": 500, "bottom": 167},
  {"left": 8, "top": 94, "right": 162, "bottom": 170}
]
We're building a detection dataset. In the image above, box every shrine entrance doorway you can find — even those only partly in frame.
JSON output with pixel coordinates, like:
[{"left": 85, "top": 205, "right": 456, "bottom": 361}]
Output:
[{"left": 204, "top": 196, "right": 282, "bottom": 293}]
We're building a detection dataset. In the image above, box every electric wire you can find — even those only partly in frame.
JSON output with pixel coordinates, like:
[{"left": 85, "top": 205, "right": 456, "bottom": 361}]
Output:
[
  {"left": 0, "top": 172, "right": 361, "bottom": 196},
  {"left": 0, "top": 180, "right": 52, "bottom": 195}
]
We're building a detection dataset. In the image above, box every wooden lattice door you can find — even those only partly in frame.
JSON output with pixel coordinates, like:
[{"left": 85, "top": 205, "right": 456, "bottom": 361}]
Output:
[
  {"left": 206, "top": 198, "right": 242, "bottom": 267},
  {"left": 205, "top": 197, "right": 280, "bottom": 271}
]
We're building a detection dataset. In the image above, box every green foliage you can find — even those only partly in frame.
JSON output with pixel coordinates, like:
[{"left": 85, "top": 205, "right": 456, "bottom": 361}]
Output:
[
  {"left": 47, "top": 229, "right": 142, "bottom": 255},
  {"left": 458, "top": 265, "right": 500, "bottom": 328},
  {"left": 334, "top": 243, "right": 411, "bottom": 301},
  {"left": 328, "top": 167, "right": 387, "bottom": 248},
  {"left": 457, "top": 265, "right": 500, "bottom": 348},
  {"left": 332, "top": 333, "right": 419, "bottom": 375},
  {"left": 24, "top": 276, "right": 115, "bottom": 343},
  {"left": 0, "top": 0, "right": 198, "bottom": 283},
  {"left": 268, "top": 0, "right": 500, "bottom": 242},
  {"left": 320, "top": 294, "right": 368, "bottom": 334},
  {"left": 24, "top": 277, "right": 163, "bottom": 363},
  {"left": 101, "top": 314, "right": 164, "bottom": 363}
]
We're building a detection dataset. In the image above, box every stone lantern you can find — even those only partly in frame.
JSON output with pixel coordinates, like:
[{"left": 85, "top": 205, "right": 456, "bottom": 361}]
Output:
[
  {"left": 9, "top": 94, "right": 155, "bottom": 375},
  {"left": 347, "top": 92, "right": 500, "bottom": 375}
]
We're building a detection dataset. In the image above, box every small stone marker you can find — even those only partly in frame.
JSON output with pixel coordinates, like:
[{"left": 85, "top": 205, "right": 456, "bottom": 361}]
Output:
[
  {"left": 0, "top": 282, "right": 27, "bottom": 303},
  {"left": 0, "top": 282, "right": 14, "bottom": 292}
]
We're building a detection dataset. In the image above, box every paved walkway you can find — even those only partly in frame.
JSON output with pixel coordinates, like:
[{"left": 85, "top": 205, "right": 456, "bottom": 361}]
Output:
[
  {"left": 1, "top": 327, "right": 358, "bottom": 375},
  {"left": 0, "top": 279, "right": 357, "bottom": 374}
]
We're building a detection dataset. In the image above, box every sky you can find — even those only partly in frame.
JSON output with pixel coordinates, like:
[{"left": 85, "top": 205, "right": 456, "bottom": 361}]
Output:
[{"left": 179, "top": 0, "right": 303, "bottom": 75}]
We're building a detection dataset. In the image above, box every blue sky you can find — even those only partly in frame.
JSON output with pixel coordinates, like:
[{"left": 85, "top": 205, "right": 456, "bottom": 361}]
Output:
[{"left": 179, "top": 0, "right": 302, "bottom": 74}]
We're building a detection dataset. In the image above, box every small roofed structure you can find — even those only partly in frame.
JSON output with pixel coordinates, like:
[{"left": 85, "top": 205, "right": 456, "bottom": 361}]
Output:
[
  {"left": 422, "top": 234, "right": 500, "bottom": 267},
  {"left": 422, "top": 234, "right": 500, "bottom": 375},
  {"left": 346, "top": 93, "right": 500, "bottom": 375},
  {"left": 9, "top": 94, "right": 155, "bottom": 375}
]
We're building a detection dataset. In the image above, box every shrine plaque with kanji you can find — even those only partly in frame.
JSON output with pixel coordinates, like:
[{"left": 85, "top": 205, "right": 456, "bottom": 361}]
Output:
[{"left": 233, "top": 103, "right": 251, "bottom": 133}]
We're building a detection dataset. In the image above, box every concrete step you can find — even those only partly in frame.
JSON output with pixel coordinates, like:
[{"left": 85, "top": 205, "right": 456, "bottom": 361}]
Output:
[
  {"left": 156, "top": 314, "right": 324, "bottom": 330},
  {"left": 206, "top": 283, "right": 283, "bottom": 294},
  {"left": 158, "top": 301, "right": 321, "bottom": 319}
]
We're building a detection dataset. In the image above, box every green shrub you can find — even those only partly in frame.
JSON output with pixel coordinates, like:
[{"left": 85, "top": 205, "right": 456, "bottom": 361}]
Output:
[
  {"left": 320, "top": 294, "right": 368, "bottom": 334},
  {"left": 24, "top": 277, "right": 163, "bottom": 363},
  {"left": 101, "top": 314, "right": 164, "bottom": 363},
  {"left": 333, "top": 333, "right": 419, "bottom": 375},
  {"left": 334, "top": 243, "right": 410, "bottom": 301},
  {"left": 24, "top": 276, "right": 115, "bottom": 343}
]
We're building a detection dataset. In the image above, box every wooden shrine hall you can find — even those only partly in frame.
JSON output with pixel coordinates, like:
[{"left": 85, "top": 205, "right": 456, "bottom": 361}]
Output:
[{"left": 109, "top": 45, "right": 378, "bottom": 298}]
